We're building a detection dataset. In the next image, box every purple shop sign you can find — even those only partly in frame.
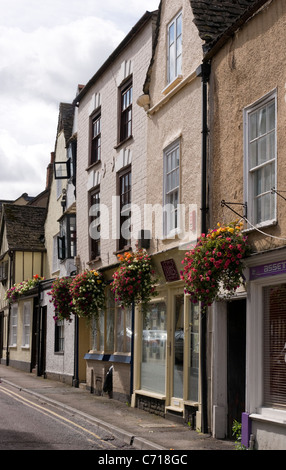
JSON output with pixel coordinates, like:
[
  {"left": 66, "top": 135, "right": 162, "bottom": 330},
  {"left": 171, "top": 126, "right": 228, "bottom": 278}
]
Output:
[{"left": 250, "top": 259, "right": 286, "bottom": 280}]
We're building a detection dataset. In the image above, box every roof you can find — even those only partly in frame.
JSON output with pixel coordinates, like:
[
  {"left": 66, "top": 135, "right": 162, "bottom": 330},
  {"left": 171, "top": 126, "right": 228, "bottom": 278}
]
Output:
[
  {"left": 1, "top": 204, "right": 47, "bottom": 252},
  {"left": 190, "top": 0, "right": 270, "bottom": 55},
  {"left": 56, "top": 102, "right": 75, "bottom": 146},
  {"left": 74, "top": 10, "right": 158, "bottom": 104}
]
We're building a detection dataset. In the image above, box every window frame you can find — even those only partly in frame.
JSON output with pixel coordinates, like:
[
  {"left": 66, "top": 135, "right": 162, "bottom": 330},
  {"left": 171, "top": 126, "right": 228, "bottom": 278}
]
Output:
[
  {"left": 0, "top": 260, "right": 8, "bottom": 282},
  {"left": 119, "top": 78, "right": 133, "bottom": 144},
  {"left": 263, "top": 283, "right": 286, "bottom": 409},
  {"left": 55, "top": 320, "right": 64, "bottom": 353},
  {"left": 163, "top": 139, "right": 180, "bottom": 238},
  {"left": 89, "top": 187, "right": 101, "bottom": 261},
  {"left": 9, "top": 304, "right": 18, "bottom": 347},
  {"left": 167, "top": 10, "right": 182, "bottom": 85},
  {"left": 244, "top": 90, "right": 277, "bottom": 228},
  {"left": 22, "top": 301, "right": 31, "bottom": 348},
  {"left": 90, "top": 109, "right": 101, "bottom": 166},
  {"left": 57, "top": 214, "right": 76, "bottom": 261},
  {"left": 118, "top": 167, "right": 132, "bottom": 251},
  {"left": 91, "top": 287, "right": 131, "bottom": 355}
]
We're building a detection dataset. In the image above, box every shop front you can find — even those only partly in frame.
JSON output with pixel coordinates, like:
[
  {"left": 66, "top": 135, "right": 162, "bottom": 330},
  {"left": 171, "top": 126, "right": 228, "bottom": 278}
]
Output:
[{"left": 244, "top": 249, "right": 286, "bottom": 450}]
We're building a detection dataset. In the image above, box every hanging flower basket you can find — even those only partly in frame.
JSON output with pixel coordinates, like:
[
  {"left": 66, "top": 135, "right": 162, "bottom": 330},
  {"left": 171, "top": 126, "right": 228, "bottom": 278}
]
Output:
[
  {"left": 4, "top": 274, "right": 45, "bottom": 303},
  {"left": 69, "top": 270, "right": 106, "bottom": 319},
  {"left": 111, "top": 249, "right": 158, "bottom": 310},
  {"left": 48, "top": 277, "right": 74, "bottom": 322},
  {"left": 180, "top": 221, "right": 251, "bottom": 306}
]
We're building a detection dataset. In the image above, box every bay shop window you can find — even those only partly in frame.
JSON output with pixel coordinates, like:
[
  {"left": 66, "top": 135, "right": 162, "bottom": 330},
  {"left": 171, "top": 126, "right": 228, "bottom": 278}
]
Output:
[{"left": 91, "top": 288, "right": 131, "bottom": 354}]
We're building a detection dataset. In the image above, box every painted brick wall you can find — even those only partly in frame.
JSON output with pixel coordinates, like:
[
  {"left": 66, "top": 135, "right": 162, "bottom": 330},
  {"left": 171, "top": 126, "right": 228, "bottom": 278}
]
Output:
[{"left": 76, "top": 19, "right": 154, "bottom": 271}]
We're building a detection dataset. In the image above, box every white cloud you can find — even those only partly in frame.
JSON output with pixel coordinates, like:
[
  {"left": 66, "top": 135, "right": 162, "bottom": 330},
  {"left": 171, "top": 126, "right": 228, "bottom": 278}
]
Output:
[{"left": 0, "top": 0, "right": 160, "bottom": 200}]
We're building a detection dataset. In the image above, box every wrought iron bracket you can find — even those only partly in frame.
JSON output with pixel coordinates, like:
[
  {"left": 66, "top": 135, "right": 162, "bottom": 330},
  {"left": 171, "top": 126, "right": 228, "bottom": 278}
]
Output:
[
  {"left": 271, "top": 187, "right": 286, "bottom": 202},
  {"left": 221, "top": 200, "right": 247, "bottom": 220}
]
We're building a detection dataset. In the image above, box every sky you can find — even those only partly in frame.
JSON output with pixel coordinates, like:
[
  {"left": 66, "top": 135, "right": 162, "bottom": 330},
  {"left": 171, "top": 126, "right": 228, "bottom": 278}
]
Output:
[{"left": 0, "top": 0, "right": 159, "bottom": 200}]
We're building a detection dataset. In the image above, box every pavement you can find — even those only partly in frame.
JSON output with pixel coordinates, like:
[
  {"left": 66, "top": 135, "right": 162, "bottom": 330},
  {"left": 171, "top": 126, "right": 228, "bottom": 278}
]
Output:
[{"left": 0, "top": 364, "right": 236, "bottom": 451}]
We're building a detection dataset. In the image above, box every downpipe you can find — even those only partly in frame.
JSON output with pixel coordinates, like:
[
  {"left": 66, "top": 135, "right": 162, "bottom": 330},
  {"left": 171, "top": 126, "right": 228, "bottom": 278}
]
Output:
[{"left": 196, "top": 61, "right": 211, "bottom": 434}]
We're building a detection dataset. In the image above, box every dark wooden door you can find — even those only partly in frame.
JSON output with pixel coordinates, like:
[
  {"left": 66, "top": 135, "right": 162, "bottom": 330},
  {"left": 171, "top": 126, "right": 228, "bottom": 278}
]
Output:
[
  {"left": 227, "top": 299, "right": 246, "bottom": 438},
  {"left": 0, "top": 312, "right": 3, "bottom": 361}
]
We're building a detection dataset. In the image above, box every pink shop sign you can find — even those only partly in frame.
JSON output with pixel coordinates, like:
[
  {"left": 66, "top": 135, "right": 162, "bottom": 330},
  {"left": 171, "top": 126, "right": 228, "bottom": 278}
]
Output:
[{"left": 250, "top": 260, "right": 286, "bottom": 280}]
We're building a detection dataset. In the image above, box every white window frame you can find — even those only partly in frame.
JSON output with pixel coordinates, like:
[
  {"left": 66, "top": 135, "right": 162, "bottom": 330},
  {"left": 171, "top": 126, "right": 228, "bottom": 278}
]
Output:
[
  {"left": 163, "top": 139, "right": 181, "bottom": 238},
  {"left": 167, "top": 10, "right": 182, "bottom": 85},
  {"left": 246, "top": 268, "right": 286, "bottom": 425},
  {"left": 52, "top": 234, "right": 60, "bottom": 273},
  {"left": 9, "top": 304, "right": 18, "bottom": 346},
  {"left": 244, "top": 90, "right": 277, "bottom": 228},
  {"left": 22, "top": 301, "right": 31, "bottom": 348}
]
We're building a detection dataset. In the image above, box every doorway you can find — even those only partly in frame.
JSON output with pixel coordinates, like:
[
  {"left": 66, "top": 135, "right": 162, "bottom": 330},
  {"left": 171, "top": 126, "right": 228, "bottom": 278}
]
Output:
[
  {"left": 227, "top": 299, "right": 246, "bottom": 437},
  {"left": 0, "top": 312, "right": 3, "bottom": 362},
  {"left": 169, "top": 291, "right": 199, "bottom": 410}
]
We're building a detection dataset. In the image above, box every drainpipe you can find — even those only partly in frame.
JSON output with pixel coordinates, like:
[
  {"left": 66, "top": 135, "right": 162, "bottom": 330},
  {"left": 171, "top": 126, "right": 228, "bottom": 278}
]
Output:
[
  {"left": 6, "top": 250, "right": 14, "bottom": 366},
  {"left": 130, "top": 301, "right": 135, "bottom": 400},
  {"left": 73, "top": 315, "right": 79, "bottom": 388},
  {"left": 196, "top": 62, "right": 211, "bottom": 434}
]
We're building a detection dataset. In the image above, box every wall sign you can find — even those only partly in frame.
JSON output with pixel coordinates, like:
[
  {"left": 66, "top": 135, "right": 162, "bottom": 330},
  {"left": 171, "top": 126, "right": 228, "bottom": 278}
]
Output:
[
  {"left": 250, "top": 260, "right": 286, "bottom": 280},
  {"left": 161, "top": 259, "right": 180, "bottom": 282}
]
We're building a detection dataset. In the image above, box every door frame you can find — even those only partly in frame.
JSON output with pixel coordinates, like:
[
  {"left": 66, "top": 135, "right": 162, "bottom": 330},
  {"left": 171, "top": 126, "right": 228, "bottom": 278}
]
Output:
[{"left": 212, "top": 296, "right": 246, "bottom": 439}]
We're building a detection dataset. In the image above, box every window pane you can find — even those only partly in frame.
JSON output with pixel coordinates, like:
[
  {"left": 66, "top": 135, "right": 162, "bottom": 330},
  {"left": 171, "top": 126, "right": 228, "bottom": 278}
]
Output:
[
  {"left": 106, "top": 305, "right": 114, "bottom": 352},
  {"left": 257, "top": 135, "right": 267, "bottom": 165},
  {"left": 169, "top": 43, "right": 175, "bottom": 82},
  {"left": 249, "top": 112, "right": 257, "bottom": 141},
  {"left": 264, "top": 285, "right": 286, "bottom": 407},
  {"left": 173, "top": 294, "right": 184, "bottom": 399},
  {"left": 268, "top": 102, "right": 275, "bottom": 131},
  {"left": 141, "top": 302, "right": 167, "bottom": 394},
  {"left": 176, "top": 14, "right": 182, "bottom": 37},
  {"left": 188, "top": 303, "right": 199, "bottom": 402},
  {"left": 258, "top": 107, "right": 266, "bottom": 136},
  {"left": 249, "top": 141, "right": 257, "bottom": 168},
  {"left": 269, "top": 131, "right": 275, "bottom": 159},
  {"left": 262, "top": 193, "right": 271, "bottom": 221},
  {"left": 169, "top": 22, "right": 174, "bottom": 45}
]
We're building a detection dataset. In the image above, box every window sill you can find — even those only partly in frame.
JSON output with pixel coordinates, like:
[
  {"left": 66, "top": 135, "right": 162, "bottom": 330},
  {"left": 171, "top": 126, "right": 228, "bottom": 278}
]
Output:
[
  {"left": 114, "top": 246, "right": 132, "bottom": 256},
  {"left": 162, "top": 75, "right": 183, "bottom": 95},
  {"left": 135, "top": 390, "right": 166, "bottom": 401},
  {"left": 162, "top": 228, "right": 183, "bottom": 241},
  {"left": 243, "top": 219, "right": 277, "bottom": 234},
  {"left": 86, "top": 160, "right": 101, "bottom": 172},
  {"left": 114, "top": 135, "right": 133, "bottom": 150},
  {"left": 250, "top": 407, "right": 286, "bottom": 426},
  {"left": 88, "top": 257, "right": 101, "bottom": 265}
]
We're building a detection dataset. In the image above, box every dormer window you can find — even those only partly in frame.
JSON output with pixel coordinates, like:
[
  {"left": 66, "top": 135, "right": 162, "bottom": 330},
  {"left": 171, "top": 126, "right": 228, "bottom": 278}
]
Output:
[
  {"left": 57, "top": 214, "right": 76, "bottom": 260},
  {"left": 0, "top": 260, "right": 8, "bottom": 283}
]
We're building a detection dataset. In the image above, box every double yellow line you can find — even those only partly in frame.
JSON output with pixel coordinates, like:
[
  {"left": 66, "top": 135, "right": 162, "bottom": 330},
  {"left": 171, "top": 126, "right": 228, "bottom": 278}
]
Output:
[{"left": 0, "top": 384, "right": 116, "bottom": 448}]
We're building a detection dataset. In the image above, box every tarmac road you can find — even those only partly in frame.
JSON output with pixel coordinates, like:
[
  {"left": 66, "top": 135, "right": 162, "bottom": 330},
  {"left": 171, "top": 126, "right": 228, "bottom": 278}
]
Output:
[
  {"left": 0, "top": 364, "right": 236, "bottom": 452},
  {"left": 0, "top": 382, "right": 134, "bottom": 450}
]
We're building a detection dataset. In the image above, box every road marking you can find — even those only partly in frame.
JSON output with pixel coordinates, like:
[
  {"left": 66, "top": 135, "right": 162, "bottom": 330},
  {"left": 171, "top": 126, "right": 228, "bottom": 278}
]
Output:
[{"left": 0, "top": 384, "right": 116, "bottom": 448}]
